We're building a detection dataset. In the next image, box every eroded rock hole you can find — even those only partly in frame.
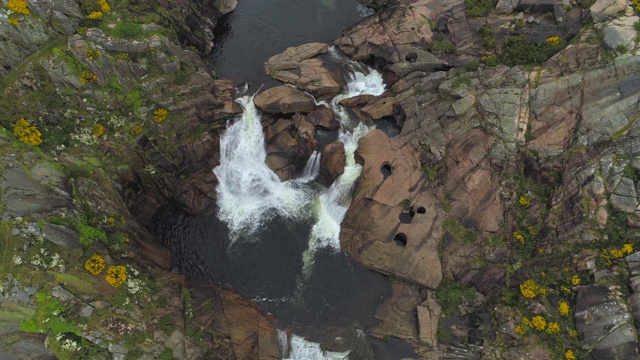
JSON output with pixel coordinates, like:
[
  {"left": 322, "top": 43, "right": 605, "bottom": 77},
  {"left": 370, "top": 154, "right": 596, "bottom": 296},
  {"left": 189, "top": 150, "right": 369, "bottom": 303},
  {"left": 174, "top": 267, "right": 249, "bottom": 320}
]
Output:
[
  {"left": 394, "top": 233, "right": 407, "bottom": 247},
  {"left": 381, "top": 163, "right": 392, "bottom": 179},
  {"left": 416, "top": 207, "right": 426, "bottom": 214},
  {"left": 399, "top": 212, "right": 413, "bottom": 224}
]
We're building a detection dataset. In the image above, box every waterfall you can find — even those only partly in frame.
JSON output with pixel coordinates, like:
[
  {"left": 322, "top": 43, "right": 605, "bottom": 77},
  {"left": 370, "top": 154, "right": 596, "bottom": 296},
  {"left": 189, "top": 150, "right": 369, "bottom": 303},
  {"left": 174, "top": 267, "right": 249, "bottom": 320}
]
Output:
[
  {"left": 213, "top": 49, "right": 385, "bottom": 259},
  {"left": 302, "top": 57, "right": 385, "bottom": 269},
  {"left": 279, "top": 330, "right": 350, "bottom": 360},
  {"left": 213, "top": 96, "right": 314, "bottom": 238},
  {"left": 295, "top": 151, "right": 321, "bottom": 184}
]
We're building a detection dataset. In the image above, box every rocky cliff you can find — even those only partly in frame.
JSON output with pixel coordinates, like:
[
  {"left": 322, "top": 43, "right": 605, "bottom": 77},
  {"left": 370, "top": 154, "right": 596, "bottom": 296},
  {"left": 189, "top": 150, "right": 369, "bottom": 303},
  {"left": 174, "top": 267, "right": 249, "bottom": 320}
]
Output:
[
  {"left": 254, "top": 0, "right": 640, "bottom": 359},
  {"left": 2, "top": 0, "right": 640, "bottom": 359}
]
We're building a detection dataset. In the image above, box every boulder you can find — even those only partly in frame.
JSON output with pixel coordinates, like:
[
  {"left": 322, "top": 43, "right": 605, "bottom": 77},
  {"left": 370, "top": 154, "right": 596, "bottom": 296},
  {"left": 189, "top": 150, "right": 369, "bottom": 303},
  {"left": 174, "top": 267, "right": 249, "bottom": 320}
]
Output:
[
  {"left": 264, "top": 43, "right": 344, "bottom": 97},
  {"left": 590, "top": 0, "right": 626, "bottom": 23},
  {"left": 603, "top": 16, "right": 639, "bottom": 52},
  {"left": 319, "top": 142, "right": 346, "bottom": 185},
  {"left": 214, "top": 0, "right": 238, "bottom": 14},
  {"left": 307, "top": 107, "right": 339, "bottom": 129},
  {"left": 254, "top": 86, "right": 315, "bottom": 114},
  {"left": 265, "top": 116, "right": 317, "bottom": 181}
]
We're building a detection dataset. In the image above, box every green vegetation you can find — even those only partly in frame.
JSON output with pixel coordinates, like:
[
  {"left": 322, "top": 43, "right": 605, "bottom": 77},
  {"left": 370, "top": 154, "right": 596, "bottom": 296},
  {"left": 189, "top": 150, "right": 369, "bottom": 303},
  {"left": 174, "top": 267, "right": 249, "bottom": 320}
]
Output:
[
  {"left": 113, "top": 21, "right": 143, "bottom": 39},
  {"left": 431, "top": 40, "right": 455, "bottom": 54},
  {"left": 500, "top": 36, "right": 563, "bottom": 66},
  {"left": 465, "top": 0, "right": 497, "bottom": 17},
  {"left": 436, "top": 278, "right": 476, "bottom": 316},
  {"left": 158, "top": 315, "right": 176, "bottom": 336},
  {"left": 479, "top": 23, "right": 496, "bottom": 49},
  {"left": 20, "top": 292, "right": 79, "bottom": 335},
  {"left": 442, "top": 217, "right": 477, "bottom": 244},
  {"left": 75, "top": 222, "right": 107, "bottom": 246}
]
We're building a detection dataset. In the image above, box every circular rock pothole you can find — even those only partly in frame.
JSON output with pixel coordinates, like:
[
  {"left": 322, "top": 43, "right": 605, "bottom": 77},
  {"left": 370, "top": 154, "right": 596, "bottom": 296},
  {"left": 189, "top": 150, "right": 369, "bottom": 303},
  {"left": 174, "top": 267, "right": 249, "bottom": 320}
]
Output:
[{"left": 394, "top": 233, "right": 407, "bottom": 247}]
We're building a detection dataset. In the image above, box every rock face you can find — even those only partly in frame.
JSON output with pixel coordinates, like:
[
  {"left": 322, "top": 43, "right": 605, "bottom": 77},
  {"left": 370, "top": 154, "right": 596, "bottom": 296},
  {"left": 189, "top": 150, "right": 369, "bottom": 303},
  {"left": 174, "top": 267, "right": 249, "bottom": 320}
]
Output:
[
  {"left": 590, "top": 0, "right": 626, "bottom": 23},
  {"left": 264, "top": 43, "right": 345, "bottom": 97},
  {"left": 341, "top": 130, "right": 443, "bottom": 289},
  {"left": 254, "top": 85, "right": 315, "bottom": 114},
  {"left": 575, "top": 284, "right": 638, "bottom": 359}
]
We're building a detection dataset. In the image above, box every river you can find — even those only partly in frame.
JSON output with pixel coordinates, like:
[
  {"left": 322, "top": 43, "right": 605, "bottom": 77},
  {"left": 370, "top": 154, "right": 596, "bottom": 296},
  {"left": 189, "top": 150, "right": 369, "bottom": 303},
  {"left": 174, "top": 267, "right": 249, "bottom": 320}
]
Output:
[{"left": 151, "top": 1, "right": 417, "bottom": 358}]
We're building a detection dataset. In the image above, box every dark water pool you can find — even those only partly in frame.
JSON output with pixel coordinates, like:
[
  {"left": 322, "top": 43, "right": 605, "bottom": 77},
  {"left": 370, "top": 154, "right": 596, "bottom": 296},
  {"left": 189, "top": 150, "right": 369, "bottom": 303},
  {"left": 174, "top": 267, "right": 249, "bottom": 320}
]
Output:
[
  {"left": 210, "top": 0, "right": 373, "bottom": 88},
  {"left": 150, "top": 207, "right": 417, "bottom": 358}
]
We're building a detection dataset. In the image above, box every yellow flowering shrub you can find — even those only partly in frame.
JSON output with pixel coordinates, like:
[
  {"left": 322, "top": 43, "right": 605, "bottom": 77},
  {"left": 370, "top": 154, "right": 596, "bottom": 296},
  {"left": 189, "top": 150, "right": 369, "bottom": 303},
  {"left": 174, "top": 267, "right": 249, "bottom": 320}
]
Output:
[
  {"left": 520, "top": 279, "right": 538, "bottom": 298},
  {"left": 84, "top": 254, "right": 105, "bottom": 275},
  {"left": 105, "top": 216, "right": 115, "bottom": 227},
  {"left": 93, "top": 124, "right": 104, "bottom": 137},
  {"left": 98, "top": 0, "right": 111, "bottom": 12},
  {"left": 601, "top": 244, "right": 635, "bottom": 266},
  {"left": 546, "top": 36, "right": 560, "bottom": 46},
  {"left": 87, "top": 11, "right": 103, "bottom": 19},
  {"left": 570, "top": 274, "right": 581, "bottom": 286},
  {"left": 80, "top": 70, "right": 97, "bottom": 84},
  {"left": 7, "top": 17, "right": 19, "bottom": 26},
  {"left": 153, "top": 108, "right": 168, "bottom": 123},
  {"left": 105, "top": 265, "right": 127, "bottom": 288},
  {"left": 558, "top": 300, "right": 569, "bottom": 316},
  {"left": 87, "top": 49, "right": 101, "bottom": 61},
  {"left": 518, "top": 195, "right": 530, "bottom": 207},
  {"left": 531, "top": 316, "right": 546, "bottom": 331},
  {"left": 8, "top": 0, "right": 30, "bottom": 15},
  {"left": 522, "top": 317, "right": 532, "bottom": 327},
  {"left": 513, "top": 231, "right": 525, "bottom": 245},
  {"left": 568, "top": 329, "right": 578, "bottom": 337},
  {"left": 13, "top": 118, "right": 42, "bottom": 146},
  {"left": 545, "top": 322, "right": 560, "bottom": 334},
  {"left": 115, "top": 53, "right": 130, "bottom": 61},
  {"left": 130, "top": 125, "right": 142, "bottom": 136},
  {"left": 565, "top": 349, "right": 576, "bottom": 360},
  {"left": 515, "top": 325, "right": 525, "bottom": 335}
]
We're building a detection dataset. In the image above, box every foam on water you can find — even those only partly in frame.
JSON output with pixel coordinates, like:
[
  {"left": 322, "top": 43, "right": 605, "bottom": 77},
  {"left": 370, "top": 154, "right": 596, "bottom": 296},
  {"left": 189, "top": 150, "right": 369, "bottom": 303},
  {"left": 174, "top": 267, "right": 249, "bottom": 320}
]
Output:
[{"left": 279, "top": 330, "right": 350, "bottom": 360}]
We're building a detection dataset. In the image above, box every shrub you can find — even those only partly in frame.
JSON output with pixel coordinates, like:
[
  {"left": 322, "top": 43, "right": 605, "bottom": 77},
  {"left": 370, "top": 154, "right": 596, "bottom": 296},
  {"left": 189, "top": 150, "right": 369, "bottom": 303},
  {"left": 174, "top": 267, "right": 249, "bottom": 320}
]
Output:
[
  {"left": 87, "top": 11, "right": 103, "bottom": 19},
  {"left": 105, "top": 265, "right": 127, "bottom": 288},
  {"left": 431, "top": 40, "right": 455, "bottom": 54},
  {"left": 75, "top": 222, "right": 107, "bottom": 246},
  {"left": 80, "top": 70, "right": 97, "bottom": 84},
  {"left": 153, "top": 108, "right": 168, "bottom": 123},
  {"left": 500, "top": 36, "right": 561, "bottom": 66},
  {"left": 436, "top": 278, "right": 476, "bottom": 316},
  {"left": 479, "top": 23, "right": 496, "bottom": 49},
  {"left": 8, "top": 0, "right": 30, "bottom": 15},
  {"left": 13, "top": 118, "right": 42, "bottom": 146},
  {"left": 113, "top": 21, "right": 143, "bottom": 39},
  {"left": 465, "top": 0, "right": 497, "bottom": 17},
  {"left": 84, "top": 254, "right": 105, "bottom": 275}
]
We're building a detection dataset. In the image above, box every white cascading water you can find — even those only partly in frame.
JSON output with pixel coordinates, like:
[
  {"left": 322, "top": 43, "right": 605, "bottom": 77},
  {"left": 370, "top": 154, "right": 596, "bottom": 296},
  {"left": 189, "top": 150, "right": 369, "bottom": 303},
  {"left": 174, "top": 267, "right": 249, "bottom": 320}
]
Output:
[
  {"left": 302, "top": 63, "right": 385, "bottom": 270},
  {"left": 279, "top": 330, "right": 350, "bottom": 360},
  {"left": 213, "top": 97, "right": 315, "bottom": 237},
  {"left": 295, "top": 150, "right": 321, "bottom": 184}
]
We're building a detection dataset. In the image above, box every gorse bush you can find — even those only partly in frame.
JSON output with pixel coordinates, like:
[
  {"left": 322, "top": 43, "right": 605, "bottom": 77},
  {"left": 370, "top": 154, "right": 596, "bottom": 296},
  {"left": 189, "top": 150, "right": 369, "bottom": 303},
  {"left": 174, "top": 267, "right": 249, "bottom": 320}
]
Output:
[
  {"left": 8, "top": 0, "right": 30, "bottom": 15},
  {"left": 14, "top": 118, "right": 42, "bottom": 146}
]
